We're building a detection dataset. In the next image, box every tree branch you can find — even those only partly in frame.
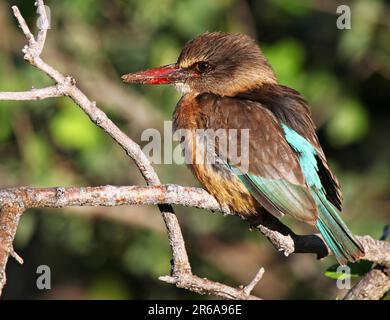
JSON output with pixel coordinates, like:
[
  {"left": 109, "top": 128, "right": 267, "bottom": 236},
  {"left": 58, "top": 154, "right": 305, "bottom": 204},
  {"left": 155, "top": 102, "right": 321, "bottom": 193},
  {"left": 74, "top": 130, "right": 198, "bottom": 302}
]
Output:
[
  {"left": 344, "top": 268, "right": 390, "bottom": 300},
  {"left": 0, "top": 204, "right": 24, "bottom": 296},
  {"left": 0, "top": 1, "right": 263, "bottom": 300},
  {"left": 242, "top": 267, "right": 265, "bottom": 296},
  {"left": 13, "top": 0, "right": 193, "bottom": 280},
  {"left": 0, "top": 184, "right": 388, "bottom": 265},
  {"left": 0, "top": 86, "right": 63, "bottom": 100},
  {"left": 0, "top": 0, "right": 388, "bottom": 300}
]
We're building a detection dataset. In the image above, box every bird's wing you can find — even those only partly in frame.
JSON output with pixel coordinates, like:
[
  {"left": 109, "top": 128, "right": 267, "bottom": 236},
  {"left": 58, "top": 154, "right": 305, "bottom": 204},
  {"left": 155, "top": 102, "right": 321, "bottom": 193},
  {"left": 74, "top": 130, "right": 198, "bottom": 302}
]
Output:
[
  {"left": 197, "top": 93, "right": 318, "bottom": 223},
  {"left": 236, "top": 84, "right": 343, "bottom": 210}
]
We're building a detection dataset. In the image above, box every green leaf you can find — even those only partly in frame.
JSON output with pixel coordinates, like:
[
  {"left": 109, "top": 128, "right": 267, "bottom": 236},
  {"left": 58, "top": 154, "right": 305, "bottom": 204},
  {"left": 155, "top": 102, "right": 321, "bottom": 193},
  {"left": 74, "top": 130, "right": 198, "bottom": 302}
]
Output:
[
  {"left": 324, "top": 267, "right": 353, "bottom": 280},
  {"left": 324, "top": 260, "right": 373, "bottom": 280}
]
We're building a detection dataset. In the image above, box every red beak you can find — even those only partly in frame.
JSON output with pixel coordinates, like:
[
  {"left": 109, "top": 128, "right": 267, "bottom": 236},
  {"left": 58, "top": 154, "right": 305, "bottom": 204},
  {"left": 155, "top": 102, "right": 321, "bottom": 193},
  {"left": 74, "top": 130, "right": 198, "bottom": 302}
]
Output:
[{"left": 121, "top": 63, "right": 197, "bottom": 85}]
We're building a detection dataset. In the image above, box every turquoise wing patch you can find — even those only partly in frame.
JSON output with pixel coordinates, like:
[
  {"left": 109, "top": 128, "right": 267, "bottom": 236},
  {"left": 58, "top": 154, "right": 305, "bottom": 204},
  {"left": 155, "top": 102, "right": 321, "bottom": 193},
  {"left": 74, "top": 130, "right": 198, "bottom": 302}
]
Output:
[
  {"left": 281, "top": 124, "right": 323, "bottom": 191},
  {"left": 226, "top": 162, "right": 317, "bottom": 222}
]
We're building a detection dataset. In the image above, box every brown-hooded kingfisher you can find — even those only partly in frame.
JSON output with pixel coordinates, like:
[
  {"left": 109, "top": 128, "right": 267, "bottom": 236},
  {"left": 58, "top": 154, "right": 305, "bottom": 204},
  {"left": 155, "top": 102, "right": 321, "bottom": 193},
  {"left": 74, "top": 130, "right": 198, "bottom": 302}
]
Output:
[{"left": 122, "top": 32, "right": 364, "bottom": 265}]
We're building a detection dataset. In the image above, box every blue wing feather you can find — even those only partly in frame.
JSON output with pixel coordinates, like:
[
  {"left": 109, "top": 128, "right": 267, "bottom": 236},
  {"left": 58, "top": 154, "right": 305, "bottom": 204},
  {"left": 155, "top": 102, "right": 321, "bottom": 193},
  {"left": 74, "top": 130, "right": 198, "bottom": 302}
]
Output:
[
  {"left": 281, "top": 124, "right": 364, "bottom": 264},
  {"left": 227, "top": 124, "right": 364, "bottom": 264}
]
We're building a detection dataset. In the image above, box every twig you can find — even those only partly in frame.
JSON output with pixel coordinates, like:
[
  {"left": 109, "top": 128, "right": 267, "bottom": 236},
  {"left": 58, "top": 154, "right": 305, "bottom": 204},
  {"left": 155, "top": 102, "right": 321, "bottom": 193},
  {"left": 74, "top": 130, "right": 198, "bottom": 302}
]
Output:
[
  {"left": 12, "top": 1, "right": 191, "bottom": 279},
  {"left": 0, "top": 1, "right": 259, "bottom": 300},
  {"left": 0, "top": 86, "right": 63, "bottom": 100},
  {"left": 0, "top": 204, "right": 24, "bottom": 296},
  {"left": 12, "top": 6, "right": 35, "bottom": 46},
  {"left": 344, "top": 268, "right": 390, "bottom": 300},
  {"left": 159, "top": 274, "right": 261, "bottom": 300},
  {"left": 8, "top": 247, "right": 24, "bottom": 265},
  {"left": 0, "top": 184, "right": 388, "bottom": 267},
  {"left": 242, "top": 267, "right": 265, "bottom": 296},
  {"left": 0, "top": 0, "right": 388, "bottom": 300}
]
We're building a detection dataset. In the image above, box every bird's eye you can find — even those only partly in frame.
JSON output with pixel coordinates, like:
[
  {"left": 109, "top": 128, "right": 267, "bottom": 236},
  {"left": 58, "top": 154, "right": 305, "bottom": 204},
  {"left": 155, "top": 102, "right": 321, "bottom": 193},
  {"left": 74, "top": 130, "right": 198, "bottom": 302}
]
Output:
[{"left": 195, "top": 61, "right": 212, "bottom": 73}]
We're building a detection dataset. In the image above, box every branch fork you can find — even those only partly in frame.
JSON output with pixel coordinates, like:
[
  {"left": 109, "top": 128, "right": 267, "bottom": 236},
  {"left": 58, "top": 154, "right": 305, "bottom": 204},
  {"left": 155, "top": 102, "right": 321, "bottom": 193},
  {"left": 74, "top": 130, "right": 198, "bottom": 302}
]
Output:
[{"left": 0, "top": 0, "right": 388, "bottom": 300}]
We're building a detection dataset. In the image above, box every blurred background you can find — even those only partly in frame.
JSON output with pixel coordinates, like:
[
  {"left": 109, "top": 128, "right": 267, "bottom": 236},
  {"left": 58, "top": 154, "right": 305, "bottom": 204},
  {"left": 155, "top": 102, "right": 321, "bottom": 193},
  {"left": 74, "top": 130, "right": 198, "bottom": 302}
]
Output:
[{"left": 0, "top": 0, "right": 389, "bottom": 299}]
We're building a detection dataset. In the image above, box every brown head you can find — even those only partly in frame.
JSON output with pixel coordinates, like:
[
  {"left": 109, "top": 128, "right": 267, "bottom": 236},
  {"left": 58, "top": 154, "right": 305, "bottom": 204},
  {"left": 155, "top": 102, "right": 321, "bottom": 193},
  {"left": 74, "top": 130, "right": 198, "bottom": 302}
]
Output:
[{"left": 122, "top": 32, "right": 276, "bottom": 96}]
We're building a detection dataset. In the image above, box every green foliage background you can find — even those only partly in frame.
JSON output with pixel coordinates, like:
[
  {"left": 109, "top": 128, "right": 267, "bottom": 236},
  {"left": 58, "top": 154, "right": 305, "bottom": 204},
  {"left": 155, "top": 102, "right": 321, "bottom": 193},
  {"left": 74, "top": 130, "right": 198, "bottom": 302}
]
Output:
[{"left": 0, "top": 0, "right": 389, "bottom": 299}]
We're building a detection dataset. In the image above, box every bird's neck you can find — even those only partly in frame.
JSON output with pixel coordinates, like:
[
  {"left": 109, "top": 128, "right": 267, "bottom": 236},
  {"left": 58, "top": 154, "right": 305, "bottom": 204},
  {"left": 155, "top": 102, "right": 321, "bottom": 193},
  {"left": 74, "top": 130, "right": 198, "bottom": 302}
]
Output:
[{"left": 172, "top": 93, "right": 202, "bottom": 131}]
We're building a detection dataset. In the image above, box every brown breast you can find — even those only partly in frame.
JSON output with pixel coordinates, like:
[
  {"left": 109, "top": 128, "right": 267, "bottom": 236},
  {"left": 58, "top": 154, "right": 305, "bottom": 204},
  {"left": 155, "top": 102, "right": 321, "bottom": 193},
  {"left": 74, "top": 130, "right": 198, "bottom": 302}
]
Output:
[{"left": 172, "top": 94, "right": 261, "bottom": 216}]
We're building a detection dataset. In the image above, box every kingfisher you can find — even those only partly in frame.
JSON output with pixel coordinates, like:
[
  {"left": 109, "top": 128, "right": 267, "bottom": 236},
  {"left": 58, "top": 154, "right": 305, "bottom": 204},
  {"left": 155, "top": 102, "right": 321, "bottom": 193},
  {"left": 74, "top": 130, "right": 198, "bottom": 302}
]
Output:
[{"left": 122, "top": 32, "right": 364, "bottom": 265}]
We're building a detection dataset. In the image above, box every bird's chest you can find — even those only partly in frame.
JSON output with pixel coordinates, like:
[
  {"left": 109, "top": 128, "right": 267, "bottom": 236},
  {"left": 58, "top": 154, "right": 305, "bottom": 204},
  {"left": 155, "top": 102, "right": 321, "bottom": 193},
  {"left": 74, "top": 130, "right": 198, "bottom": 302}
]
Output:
[
  {"left": 173, "top": 95, "right": 220, "bottom": 174},
  {"left": 172, "top": 95, "right": 259, "bottom": 215}
]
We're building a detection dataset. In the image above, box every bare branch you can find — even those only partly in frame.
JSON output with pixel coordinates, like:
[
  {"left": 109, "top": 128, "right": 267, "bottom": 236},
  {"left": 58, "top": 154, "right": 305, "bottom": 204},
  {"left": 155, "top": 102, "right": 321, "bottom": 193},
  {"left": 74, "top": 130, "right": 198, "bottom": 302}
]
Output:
[
  {"left": 0, "top": 204, "right": 24, "bottom": 296},
  {"left": 344, "top": 268, "right": 390, "bottom": 300},
  {"left": 9, "top": 1, "right": 192, "bottom": 280},
  {"left": 0, "top": 185, "right": 219, "bottom": 210},
  {"left": 0, "top": 184, "right": 265, "bottom": 299},
  {"left": 0, "top": 182, "right": 388, "bottom": 298},
  {"left": 1, "top": 1, "right": 257, "bottom": 300},
  {"left": 8, "top": 247, "right": 23, "bottom": 265},
  {"left": 0, "top": 0, "right": 388, "bottom": 300},
  {"left": 11, "top": 6, "right": 35, "bottom": 46},
  {"left": 242, "top": 267, "right": 265, "bottom": 296},
  {"left": 159, "top": 274, "right": 261, "bottom": 300},
  {"left": 0, "top": 86, "right": 63, "bottom": 101},
  {"left": 0, "top": 184, "right": 388, "bottom": 267}
]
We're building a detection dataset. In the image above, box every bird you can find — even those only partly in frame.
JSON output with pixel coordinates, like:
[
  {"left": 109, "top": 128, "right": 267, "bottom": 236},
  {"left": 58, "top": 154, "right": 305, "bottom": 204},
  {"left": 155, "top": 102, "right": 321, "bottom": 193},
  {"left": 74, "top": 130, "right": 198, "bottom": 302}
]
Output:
[{"left": 122, "top": 32, "right": 364, "bottom": 265}]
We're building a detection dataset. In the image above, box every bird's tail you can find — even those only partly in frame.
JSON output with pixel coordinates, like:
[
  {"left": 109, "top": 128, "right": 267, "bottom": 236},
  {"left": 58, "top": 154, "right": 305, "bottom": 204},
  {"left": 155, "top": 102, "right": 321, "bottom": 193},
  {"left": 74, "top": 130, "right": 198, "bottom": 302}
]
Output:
[{"left": 313, "top": 191, "right": 365, "bottom": 265}]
